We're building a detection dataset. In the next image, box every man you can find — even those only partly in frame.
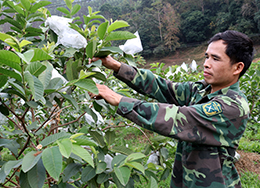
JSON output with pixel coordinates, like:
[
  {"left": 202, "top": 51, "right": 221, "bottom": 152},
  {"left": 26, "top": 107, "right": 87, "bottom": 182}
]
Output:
[{"left": 91, "top": 30, "right": 254, "bottom": 187}]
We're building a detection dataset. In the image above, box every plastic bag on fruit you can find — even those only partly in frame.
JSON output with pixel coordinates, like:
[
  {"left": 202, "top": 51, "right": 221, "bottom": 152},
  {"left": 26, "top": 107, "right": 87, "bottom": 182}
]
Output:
[
  {"left": 45, "top": 15, "right": 87, "bottom": 49},
  {"left": 119, "top": 31, "right": 143, "bottom": 55}
]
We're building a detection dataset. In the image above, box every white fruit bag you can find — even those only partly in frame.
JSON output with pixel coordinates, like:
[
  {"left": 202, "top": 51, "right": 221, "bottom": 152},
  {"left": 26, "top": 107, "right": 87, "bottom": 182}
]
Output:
[
  {"left": 45, "top": 15, "right": 87, "bottom": 49},
  {"left": 119, "top": 31, "right": 143, "bottom": 55}
]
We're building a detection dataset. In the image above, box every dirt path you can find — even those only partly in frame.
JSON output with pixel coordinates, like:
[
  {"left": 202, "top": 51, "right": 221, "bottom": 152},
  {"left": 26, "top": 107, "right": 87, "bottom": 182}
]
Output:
[{"left": 235, "top": 150, "right": 260, "bottom": 178}]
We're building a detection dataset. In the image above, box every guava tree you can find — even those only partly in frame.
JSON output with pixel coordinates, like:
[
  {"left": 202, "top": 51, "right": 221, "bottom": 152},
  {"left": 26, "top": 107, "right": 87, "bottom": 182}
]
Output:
[{"left": 0, "top": 0, "right": 174, "bottom": 187}]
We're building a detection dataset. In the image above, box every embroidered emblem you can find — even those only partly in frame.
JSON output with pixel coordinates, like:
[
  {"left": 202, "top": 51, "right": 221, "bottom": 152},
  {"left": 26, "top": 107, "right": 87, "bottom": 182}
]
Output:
[{"left": 202, "top": 101, "right": 222, "bottom": 117}]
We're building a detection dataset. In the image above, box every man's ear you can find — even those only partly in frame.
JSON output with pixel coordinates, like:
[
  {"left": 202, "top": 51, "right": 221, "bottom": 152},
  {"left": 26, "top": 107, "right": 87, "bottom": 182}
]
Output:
[{"left": 233, "top": 62, "right": 244, "bottom": 76}]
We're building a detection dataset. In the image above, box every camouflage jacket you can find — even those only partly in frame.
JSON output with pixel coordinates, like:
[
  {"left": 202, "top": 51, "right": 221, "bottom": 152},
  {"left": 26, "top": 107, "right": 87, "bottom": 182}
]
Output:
[{"left": 114, "top": 63, "right": 249, "bottom": 188}]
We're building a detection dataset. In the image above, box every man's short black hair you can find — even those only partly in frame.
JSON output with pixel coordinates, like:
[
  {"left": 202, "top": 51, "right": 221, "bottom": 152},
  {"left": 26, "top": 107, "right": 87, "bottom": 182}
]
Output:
[{"left": 208, "top": 30, "right": 254, "bottom": 78}]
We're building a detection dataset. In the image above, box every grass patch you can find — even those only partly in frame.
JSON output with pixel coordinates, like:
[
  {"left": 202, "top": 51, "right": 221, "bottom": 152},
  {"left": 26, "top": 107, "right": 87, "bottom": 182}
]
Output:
[{"left": 240, "top": 171, "right": 260, "bottom": 188}]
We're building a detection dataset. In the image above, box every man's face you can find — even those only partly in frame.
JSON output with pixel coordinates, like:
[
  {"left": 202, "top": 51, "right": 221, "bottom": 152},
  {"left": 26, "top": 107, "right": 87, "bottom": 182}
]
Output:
[{"left": 204, "top": 40, "right": 238, "bottom": 93}]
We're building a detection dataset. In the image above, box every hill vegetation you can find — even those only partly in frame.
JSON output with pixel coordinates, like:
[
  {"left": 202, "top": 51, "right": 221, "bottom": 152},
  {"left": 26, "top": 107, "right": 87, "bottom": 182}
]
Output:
[{"left": 44, "top": 0, "right": 260, "bottom": 59}]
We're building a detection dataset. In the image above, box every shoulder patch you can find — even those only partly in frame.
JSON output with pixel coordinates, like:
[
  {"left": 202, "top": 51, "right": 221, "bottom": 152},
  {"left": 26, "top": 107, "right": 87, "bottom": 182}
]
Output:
[{"left": 202, "top": 101, "right": 222, "bottom": 117}]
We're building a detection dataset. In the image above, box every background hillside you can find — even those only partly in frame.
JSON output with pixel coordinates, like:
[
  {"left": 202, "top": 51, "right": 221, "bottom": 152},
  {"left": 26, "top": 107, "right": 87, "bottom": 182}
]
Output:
[
  {"left": 44, "top": 0, "right": 260, "bottom": 60},
  {"left": 145, "top": 44, "right": 260, "bottom": 69}
]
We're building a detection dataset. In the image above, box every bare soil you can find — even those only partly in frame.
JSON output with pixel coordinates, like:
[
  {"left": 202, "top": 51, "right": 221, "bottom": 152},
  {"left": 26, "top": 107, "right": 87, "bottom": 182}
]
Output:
[{"left": 235, "top": 150, "right": 260, "bottom": 179}]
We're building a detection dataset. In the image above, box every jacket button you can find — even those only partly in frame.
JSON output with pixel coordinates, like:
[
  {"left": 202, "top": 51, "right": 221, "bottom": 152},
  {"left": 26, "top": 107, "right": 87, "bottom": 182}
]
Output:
[{"left": 122, "top": 107, "right": 128, "bottom": 112}]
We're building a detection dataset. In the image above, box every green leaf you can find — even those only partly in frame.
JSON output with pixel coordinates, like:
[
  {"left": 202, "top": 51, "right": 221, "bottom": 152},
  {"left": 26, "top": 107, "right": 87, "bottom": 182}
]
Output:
[
  {"left": 0, "top": 139, "right": 20, "bottom": 157},
  {"left": 147, "top": 163, "right": 163, "bottom": 171},
  {"left": 0, "top": 68, "right": 22, "bottom": 82},
  {"left": 111, "top": 146, "right": 133, "bottom": 156},
  {"left": 105, "top": 130, "right": 116, "bottom": 146},
  {"left": 97, "top": 173, "right": 110, "bottom": 184},
  {"left": 79, "top": 70, "right": 96, "bottom": 79},
  {"left": 64, "top": 0, "right": 72, "bottom": 10},
  {"left": 16, "top": 50, "right": 34, "bottom": 64},
  {"left": 20, "top": 40, "right": 32, "bottom": 48},
  {"left": 96, "top": 161, "right": 106, "bottom": 174},
  {"left": 31, "top": 1, "right": 52, "bottom": 13},
  {"left": 71, "top": 4, "right": 81, "bottom": 16},
  {"left": 125, "top": 161, "right": 145, "bottom": 174},
  {"left": 114, "top": 166, "right": 130, "bottom": 186},
  {"left": 106, "top": 31, "right": 136, "bottom": 41},
  {"left": 89, "top": 130, "right": 106, "bottom": 147},
  {"left": 125, "top": 153, "right": 146, "bottom": 162},
  {"left": 24, "top": 71, "right": 44, "bottom": 101},
  {"left": 8, "top": 80, "right": 25, "bottom": 96},
  {"left": 4, "top": 17, "right": 23, "bottom": 30},
  {"left": 151, "top": 135, "right": 168, "bottom": 143},
  {"left": 70, "top": 133, "right": 84, "bottom": 139},
  {"left": 81, "top": 166, "right": 96, "bottom": 182},
  {"left": 40, "top": 132, "right": 71, "bottom": 147},
  {"left": 26, "top": 62, "right": 47, "bottom": 77},
  {"left": 5, "top": 1, "right": 24, "bottom": 15},
  {"left": 38, "top": 61, "right": 53, "bottom": 89},
  {"left": 160, "top": 147, "right": 169, "bottom": 160},
  {"left": 31, "top": 49, "right": 53, "bottom": 62},
  {"left": 57, "top": 138, "right": 72, "bottom": 158},
  {"left": 86, "top": 40, "right": 97, "bottom": 59},
  {"left": 111, "top": 154, "right": 127, "bottom": 168},
  {"left": 28, "top": 159, "right": 46, "bottom": 188},
  {"left": 0, "top": 159, "right": 22, "bottom": 183},
  {"left": 19, "top": 170, "right": 32, "bottom": 188},
  {"left": 57, "top": 7, "right": 70, "bottom": 15},
  {"left": 74, "top": 78, "right": 98, "bottom": 94},
  {"left": 160, "top": 168, "right": 171, "bottom": 181},
  {"left": 0, "top": 75, "right": 8, "bottom": 87},
  {"left": 98, "top": 21, "right": 108, "bottom": 39},
  {"left": 66, "top": 59, "right": 81, "bottom": 81},
  {"left": 88, "top": 6, "right": 92, "bottom": 15},
  {"left": 45, "top": 77, "right": 64, "bottom": 91},
  {"left": 62, "top": 163, "right": 82, "bottom": 182},
  {"left": 21, "top": 0, "right": 31, "bottom": 10},
  {"left": 22, "top": 151, "right": 42, "bottom": 173},
  {"left": 72, "top": 144, "right": 94, "bottom": 167},
  {"left": 59, "top": 93, "right": 79, "bottom": 111},
  {"left": 42, "top": 146, "right": 62, "bottom": 181},
  {"left": 95, "top": 47, "right": 123, "bottom": 58},
  {"left": 0, "top": 50, "right": 21, "bottom": 72},
  {"left": 148, "top": 176, "right": 158, "bottom": 188},
  {"left": 108, "top": 20, "right": 129, "bottom": 33},
  {"left": 73, "top": 137, "right": 97, "bottom": 146},
  {"left": 0, "top": 104, "right": 9, "bottom": 116}
]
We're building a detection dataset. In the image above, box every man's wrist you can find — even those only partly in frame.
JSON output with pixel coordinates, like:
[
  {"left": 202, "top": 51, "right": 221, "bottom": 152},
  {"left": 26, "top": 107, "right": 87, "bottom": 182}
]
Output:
[{"left": 112, "top": 61, "right": 121, "bottom": 73}]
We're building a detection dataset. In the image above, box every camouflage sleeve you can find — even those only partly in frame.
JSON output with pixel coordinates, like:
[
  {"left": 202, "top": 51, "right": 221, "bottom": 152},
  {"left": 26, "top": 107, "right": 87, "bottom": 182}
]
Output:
[
  {"left": 114, "top": 63, "right": 194, "bottom": 105},
  {"left": 117, "top": 94, "right": 249, "bottom": 148}
]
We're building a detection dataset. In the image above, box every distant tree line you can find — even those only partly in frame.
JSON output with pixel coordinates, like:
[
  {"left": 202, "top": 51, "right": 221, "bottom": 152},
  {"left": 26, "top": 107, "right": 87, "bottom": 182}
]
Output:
[{"left": 6, "top": 0, "right": 260, "bottom": 58}]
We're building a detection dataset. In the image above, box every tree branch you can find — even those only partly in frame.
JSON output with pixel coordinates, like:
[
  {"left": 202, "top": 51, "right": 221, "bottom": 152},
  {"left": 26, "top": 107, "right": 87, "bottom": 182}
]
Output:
[
  {"left": 18, "top": 136, "right": 31, "bottom": 158},
  {"left": 34, "top": 104, "right": 60, "bottom": 133},
  {"left": 47, "top": 112, "right": 86, "bottom": 136},
  {"left": 2, "top": 167, "right": 20, "bottom": 186},
  {"left": 102, "top": 123, "right": 156, "bottom": 151},
  {"left": 0, "top": 98, "right": 22, "bottom": 122}
]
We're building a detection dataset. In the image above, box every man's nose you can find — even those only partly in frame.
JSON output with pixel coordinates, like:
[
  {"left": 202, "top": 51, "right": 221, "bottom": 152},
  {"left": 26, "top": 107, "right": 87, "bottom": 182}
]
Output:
[{"left": 203, "top": 59, "right": 211, "bottom": 68}]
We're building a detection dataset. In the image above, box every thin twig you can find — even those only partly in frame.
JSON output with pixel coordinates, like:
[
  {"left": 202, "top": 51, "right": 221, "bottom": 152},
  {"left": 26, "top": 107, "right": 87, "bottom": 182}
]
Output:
[
  {"left": 2, "top": 167, "right": 20, "bottom": 186},
  {"left": 5, "top": 177, "right": 19, "bottom": 186},
  {"left": 101, "top": 123, "right": 156, "bottom": 151},
  {"left": 47, "top": 112, "right": 86, "bottom": 136},
  {"left": 5, "top": 115, "right": 22, "bottom": 130},
  {"left": 0, "top": 98, "right": 22, "bottom": 121},
  {"left": 34, "top": 104, "right": 60, "bottom": 133},
  {"left": 101, "top": 125, "right": 128, "bottom": 131},
  {"left": 18, "top": 136, "right": 31, "bottom": 158}
]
